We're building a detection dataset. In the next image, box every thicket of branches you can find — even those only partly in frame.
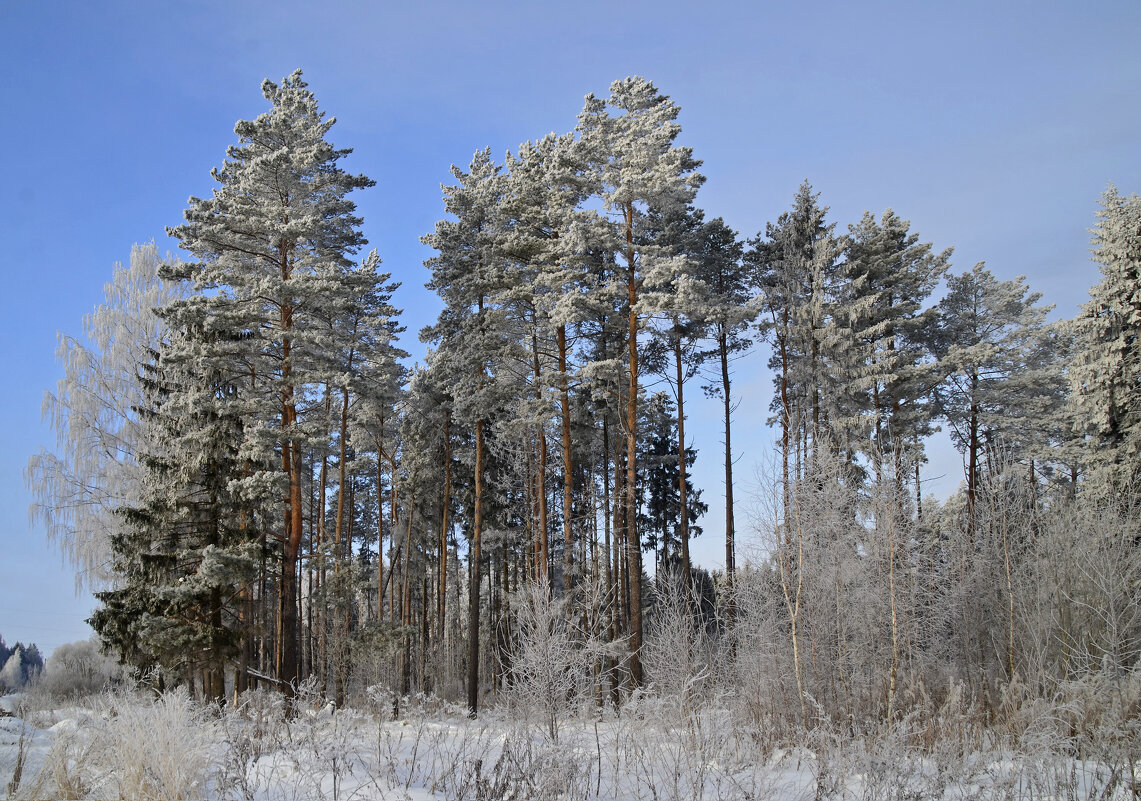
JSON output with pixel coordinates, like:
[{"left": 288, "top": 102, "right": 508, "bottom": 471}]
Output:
[{"left": 26, "top": 71, "right": 1141, "bottom": 742}]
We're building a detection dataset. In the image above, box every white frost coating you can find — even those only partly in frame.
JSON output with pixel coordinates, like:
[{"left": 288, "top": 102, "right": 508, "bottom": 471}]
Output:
[
  {"left": 26, "top": 241, "right": 186, "bottom": 591},
  {"left": 1069, "top": 185, "right": 1141, "bottom": 491}
]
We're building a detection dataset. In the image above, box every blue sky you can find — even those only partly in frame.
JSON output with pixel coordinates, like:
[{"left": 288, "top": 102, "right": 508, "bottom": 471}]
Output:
[{"left": 2, "top": 0, "right": 1138, "bottom": 656}]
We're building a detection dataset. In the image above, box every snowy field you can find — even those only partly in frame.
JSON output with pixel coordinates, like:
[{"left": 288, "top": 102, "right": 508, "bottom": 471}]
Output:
[{"left": 2, "top": 684, "right": 1138, "bottom": 800}]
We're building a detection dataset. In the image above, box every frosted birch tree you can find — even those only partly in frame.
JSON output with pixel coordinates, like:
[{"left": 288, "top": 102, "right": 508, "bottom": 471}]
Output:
[{"left": 28, "top": 242, "right": 185, "bottom": 591}]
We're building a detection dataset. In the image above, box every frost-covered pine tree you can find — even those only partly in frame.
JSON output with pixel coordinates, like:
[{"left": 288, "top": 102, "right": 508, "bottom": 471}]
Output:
[
  {"left": 498, "top": 132, "right": 594, "bottom": 592},
  {"left": 577, "top": 77, "right": 703, "bottom": 687},
  {"left": 929, "top": 262, "right": 1058, "bottom": 525},
  {"left": 691, "top": 216, "right": 753, "bottom": 586},
  {"left": 166, "top": 70, "right": 374, "bottom": 689},
  {"left": 316, "top": 249, "right": 405, "bottom": 569},
  {"left": 748, "top": 183, "right": 844, "bottom": 504},
  {"left": 342, "top": 251, "right": 407, "bottom": 630},
  {"left": 1070, "top": 185, "right": 1141, "bottom": 493},
  {"left": 422, "top": 147, "right": 512, "bottom": 714},
  {"left": 842, "top": 209, "right": 950, "bottom": 483}
]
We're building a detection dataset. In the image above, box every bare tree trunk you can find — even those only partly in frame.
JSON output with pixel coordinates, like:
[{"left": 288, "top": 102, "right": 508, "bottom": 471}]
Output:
[
  {"left": 388, "top": 448, "right": 399, "bottom": 623},
  {"left": 559, "top": 324, "right": 575, "bottom": 594},
  {"left": 967, "top": 371, "right": 980, "bottom": 547},
  {"left": 439, "top": 412, "right": 451, "bottom": 640},
  {"left": 624, "top": 204, "right": 644, "bottom": 688},
  {"left": 468, "top": 417, "right": 484, "bottom": 715},
  {"left": 532, "top": 326, "right": 551, "bottom": 584},
  {"left": 401, "top": 500, "right": 413, "bottom": 698},
  {"left": 373, "top": 421, "right": 385, "bottom": 622},
  {"left": 887, "top": 507, "right": 899, "bottom": 721},
  {"left": 317, "top": 427, "right": 329, "bottom": 691},
  {"left": 275, "top": 240, "right": 307, "bottom": 693},
  {"left": 998, "top": 490, "right": 1016, "bottom": 680},
  {"left": 915, "top": 457, "right": 923, "bottom": 522},
  {"left": 720, "top": 327, "right": 736, "bottom": 591},
  {"left": 332, "top": 351, "right": 354, "bottom": 706},
  {"left": 612, "top": 434, "right": 628, "bottom": 706},
  {"left": 781, "top": 506, "right": 807, "bottom": 724},
  {"left": 278, "top": 312, "right": 304, "bottom": 691},
  {"left": 779, "top": 324, "right": 791, "bottom": 537},
  {"left": 673, "top": 327, "right": 691, "bottom": 592}
]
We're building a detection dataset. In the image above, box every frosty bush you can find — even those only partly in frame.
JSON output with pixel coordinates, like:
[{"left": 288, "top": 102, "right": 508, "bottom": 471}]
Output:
[
  {"left": 19, "top": 687, "right": 214, "bottom": 800},
  {"left": 505, "top": 580, "right": 604, "bottom": 741},
  {"left": 643, "top": 573, "right": 719, "bottom": 726},
  {"left": 38, "top": 639, "right": 122, "bottom": 700}
]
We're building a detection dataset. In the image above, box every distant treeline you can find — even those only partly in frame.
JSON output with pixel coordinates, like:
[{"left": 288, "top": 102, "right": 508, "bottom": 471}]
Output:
[{"left": 0, "top": 635, "right": 44, "bottom": 691}]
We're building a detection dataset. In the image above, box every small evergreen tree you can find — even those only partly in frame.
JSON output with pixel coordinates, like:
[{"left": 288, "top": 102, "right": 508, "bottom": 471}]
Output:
[{"left": 636, "top": 392, "right": 706, "bottom": 578}]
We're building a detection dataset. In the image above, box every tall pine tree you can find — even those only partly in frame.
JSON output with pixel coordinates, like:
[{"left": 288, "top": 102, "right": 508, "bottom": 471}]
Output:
[
  {"left": 577, "top": 77, "right": 703, "bottom": 687},
  {"left": 166, "top": 70, "right": 374, "bottom": 690}
]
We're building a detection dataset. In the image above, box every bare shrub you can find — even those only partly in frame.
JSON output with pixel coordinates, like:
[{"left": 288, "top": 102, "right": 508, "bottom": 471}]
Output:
[
  {"left": 643, "top": 572, "right": 720, "bottom": 727},
  {"left": 506, "top": 579, "right": 607, "bottom": 741}
]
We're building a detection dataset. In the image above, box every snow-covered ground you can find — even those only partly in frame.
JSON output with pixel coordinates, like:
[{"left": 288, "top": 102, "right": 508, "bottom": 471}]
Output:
[{"left": 1, "top": 688, "right": 1137, "bottom": 800}]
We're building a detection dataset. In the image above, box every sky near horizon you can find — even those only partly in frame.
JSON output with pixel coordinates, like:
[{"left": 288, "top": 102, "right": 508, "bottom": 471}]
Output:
[{"left": 1, "top": 0, "right": 1138, "bottom": 657}]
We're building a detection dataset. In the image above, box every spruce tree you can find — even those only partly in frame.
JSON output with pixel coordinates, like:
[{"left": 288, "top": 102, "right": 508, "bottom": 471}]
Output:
[
  {"left": 636, "top": 392, "right": 706, "bottom": 578},
  {"left": 92, "top": 319, "right": 260, "bottom": 699}
]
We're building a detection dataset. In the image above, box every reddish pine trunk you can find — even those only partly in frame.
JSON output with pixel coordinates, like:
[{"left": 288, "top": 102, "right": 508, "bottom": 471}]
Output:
[
  {"left": 720, "top": 327, "right": 736, "bottom": 586},
  {"left": 278, "top": 273, "right": 304, "bottom": 691},
  {"left": 532, "top": 328, "right": 550, "bottom": 584},
  {"left": 624, "top": 203, "right": 644, "bottom": 688}
]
